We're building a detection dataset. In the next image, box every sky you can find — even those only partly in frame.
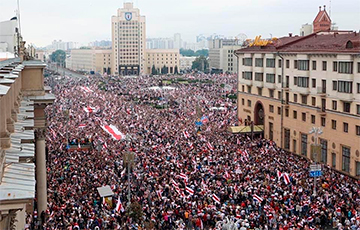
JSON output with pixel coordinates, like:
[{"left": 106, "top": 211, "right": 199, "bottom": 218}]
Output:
[{"left": 0, "top": 0, "right": 359, "bottom": 47}]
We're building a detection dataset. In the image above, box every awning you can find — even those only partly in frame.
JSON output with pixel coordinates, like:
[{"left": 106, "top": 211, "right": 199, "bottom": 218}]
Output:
[
  {"left": 227, "top": 125, "right": 264, "bottom": 134},
  {"left": 97, "top": 185, "right": 114, "bottom": 197}
]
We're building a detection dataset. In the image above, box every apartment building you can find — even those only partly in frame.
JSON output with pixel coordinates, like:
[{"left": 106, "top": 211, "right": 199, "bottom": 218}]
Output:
[
  {"left": 144, "top": 49, "right": 180, "bottom": 74},
  {"left": 208, "top": 38, "right": 242, "bottom": 73},
  {"left": 235, "top": 31, "right": 360, "bottom": 177},
  {"left": 112, "top": 2, "right": 146, "bottom": 76}
]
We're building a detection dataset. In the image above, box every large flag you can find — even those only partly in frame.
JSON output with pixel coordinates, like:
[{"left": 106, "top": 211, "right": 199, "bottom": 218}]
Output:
[
  {"left": 115, "top": 196, "right": 125, "bottom": 212},
  {"left": 185, "top": 186, "right": 194, "bottom": 196},
  {"left": 101, "top": 124, "right": 124, "bottom": 140},
  {"left": 179, "top": 173, "right": 188, "bottom": 182},
  {"left": 277, "top": 170, "right": 282, "bottom": 180},
  {"left": 212, "top": 194, "right": 220, "bottom": 204},
  {"left": 80, "top": 86, "right": 93, "bottom": 93},
  {"left": 206, "top": 142, "right": 214, "bottom": 151},
  {"left": 83, "top": 106, "right": 97, "bottom": 113},
  {"left": 283, "top": 173, "right": 290, "bottom": 185},
  {"left": 183, "top": 131, "right": 190, "bottom": 139},
  {"left": 253, "top": 194, "right": 264, "bottom": 203}
]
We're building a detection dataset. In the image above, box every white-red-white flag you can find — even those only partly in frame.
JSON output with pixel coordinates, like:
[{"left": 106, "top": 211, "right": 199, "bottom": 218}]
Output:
[
  {"left": 253, "top": 194, "right": 264, "bottom": 203},
  {"left": 115, "top": 196, "right": 125, "bottom": 212},
  {"left": 277, "top": 170, "right": 282, "bottom": 180},
  {"left": 206, "top": 142, "right": 214, "bottom": 151},
  {"left": 179, "top": 173, "right": 188, "bottom": 181},
  {"left": 212, "top": 194, "right": 220, "bottom": 204},
  {"left": 101, "top": 124, "right": 124, "bottom": 141},
  {"left": 83, "top": 106, "right": 97, "bottom": 113},
  {"left": 80, "top": 86, "right": 93, "bottom": 93},
  {"left": 79, "top": 124, "right": 86, "bottom": 128},
  {"left": 183, "top": 131, "right": 190, "bottom": 139},
  {"left": 283, "top": 173, "right": 290, "bottom": 185},
  {"left": 185, "top": 186, "right": 194, "bottom": 195}
]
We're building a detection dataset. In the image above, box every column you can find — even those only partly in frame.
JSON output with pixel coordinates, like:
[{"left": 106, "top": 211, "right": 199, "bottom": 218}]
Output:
[{"left": 35, "top": 128, "right": 47, "bottom": 215}]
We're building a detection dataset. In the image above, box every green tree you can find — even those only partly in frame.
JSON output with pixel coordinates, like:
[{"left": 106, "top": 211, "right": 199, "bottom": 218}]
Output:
[
  {"left": 161, "top": 65, "right": 168, "bottom": 74},
  {"left": 195, "top": 49, "right": 209, "bottom": 57},
  {"left": 180, "top": 48, "right": 196, "bottom": 57},
  {"left": 192, "top": 55, "right": 208, "bottom": 71},
  {"left": 151, "top": 65, "right": 157, "bottom": 75},
  {"left": 126, "top": 202, "right": 143, "bottom": 224},
  {"left": 50, "top": 50, "right": 66, "bottom": 65},
  {"left": 174, "top": 65, "right": 178, "bottom": 74}
]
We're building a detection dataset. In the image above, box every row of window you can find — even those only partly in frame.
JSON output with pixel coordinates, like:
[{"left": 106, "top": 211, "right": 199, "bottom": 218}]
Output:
[{"left": 243, "top": 57, "right": 360, "bottom": 74}]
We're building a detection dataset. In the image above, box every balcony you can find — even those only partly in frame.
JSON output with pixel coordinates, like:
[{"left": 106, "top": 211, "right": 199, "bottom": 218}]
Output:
[
  {"left": 297, "top": 86, "right": 310, "bottom": 95},
  {"left": 264, "top": 82, "right": 276, "bottom": 89},
  {"left": 253, "top": 80, "right": 264, "bottom": 88},
  {"left": 316, "top": 107, "right": 326, "bottom": 116},
  {"left": 316, "top": 87, "right": 327, "bottom": 97},
  {"left": 336, "top": 92, "right": 355, "bottom": 102},
  {"left": 240, "top": 79, "right": 253, "bottom": 86}
]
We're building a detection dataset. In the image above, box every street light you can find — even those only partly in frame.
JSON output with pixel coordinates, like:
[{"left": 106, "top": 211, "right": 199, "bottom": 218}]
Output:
[{"left": 309, "top": 127, "right": 323, "bottom": 196}]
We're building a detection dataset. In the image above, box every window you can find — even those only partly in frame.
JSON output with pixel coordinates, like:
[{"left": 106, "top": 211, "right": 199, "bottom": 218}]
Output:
[
  {"left": 301, "top": 95, "right": 308, "bottom": 105},
  {"left": 278, "top": 59, "right": 282, "bottom": 68},
  {"left": 332, "top": 81, "right": 337, "bottom": 91},
  {"left": 357, "top": 161, "right": 360, "bottom": 177},
  {"left": 269, "top": 89, "right": 274, "bottom": 98},
  {"left": 332, "top": 100, "right": 337, "bottom": 110},
  {"left": 258, "top": 87, "right": 262, "bottom": 96},
  {"left": 269, "top": 105, "right": 274, "bottom": 113},
  {"left": 312, "top": 79, "right": 316, "bottom": 88},
  {"left": 321, "top": 117, "right": 326, "bottom": 127},
  {"left": 311, "top": 115, "right": 315, "bottom": 124},
  {"left": 312, "top": 60, "right": 317, "bottom": 70},
  {"left": 255, "top": 58, "right": 263, "bottom": 67},
  {"left": 301, "top": 134, "right": 307, "bottom": 156},
  {"left": 242, "top": 98, "right": 245, "bottom": 105},
  {"left": 286, "top": 60, "right": 290, "bottom": 68},
  {"left": 266, "top": 74, "right": 275, "bottom": 83},
  {"left": 278, "top": 107, "right": 281, "bottom": 115},
  {"left": 358, "top": 62, "right": 360, "bottom": 73},
  {"left": 255, "top": 72, "right": 263, "bottom": 81},
  {"left": 312, "top": 97, "right": 316, "bottom": 106},
  {"left": 332, "top": 120, "right": 337, "bottom": 129},
  {"left": 357, "top": 105, "right": 360, "bottom": 115},
  {"left": 284, "top": 129, "right": 290, "bottom": 150},
  {"left": 320, "top": 139, "right": 328, "bottom": 163},
  {"left": 302, "top": 112, "right": 306, "bottom": 121},
  {"left": 343, "top": 122, "right": 348, "bottom": 133},
  {"left": 243, "top": 71, "right": 253, "bottom": 80},
  {"left": 278, "top": 92, "right": 281, "bottom": 99},
  {"left": 247, "top": 86, "right": 251, "bottom": 93},
  {"left": 294, "top": 94, "right": 298, "bottom": 103},
  {"left": 243, "top": 58, "right": 253, "bottom": 66},
  {"left": 338, "top": 62, "right": 353, "bottom": 74},
  {"left": 322, "top": 61, "right": 327, "bottom": 71},
  {"left": 338, "top": 81, "right": 353, "bottom": 93},
  {"left": 333, "top": 61, "right": 337, "bottom": 72},
  {"left": 356, "top": 125, "right": 360, "bottom": 136},
  {"left": 242, "top": 85, "right": 245, "bottom": 92},
  {"left": 298, "top": 60, "right": 309, "bottom": 70},
  {"left": 342, "top": 146, "right": 350, "bottom": 172},
  {"left": 285, "top": 108, "right": 289, "bottom": 117},
  {"left": 294, "top": 77, "right": 298, "bottom": 86},
  {"left": 297, "top": 77, "right": 309, "bottom": 88},
  {"left": 266, "top": 58, "right": 275, "bottom": 68},
  {"left": 248, "top": 100, "right": 251, "bottom": 107},
  {"left": 278, "top": 75, "right": 281, "bottom": 83},
  {"left": 294, "top": 60, "right": 298, "bottom": 69},
  {"left": 269, "top": 122, "right": 273, "bottom": 141},
  {"left": 343, "top": 102, "right": 351, "bottom": 113},
  {"left": 321, "top": 99, "right": 326, "bottom": 111},
  {"left": 332, "top": 153, "right": 336, "bottom": 168},
  {"left": 293, "top": 110, "right": 297, "bottom": 119},
  {"left": 357, "top": 83, "right": 360, "bottom": 93},
  {"left": 293, "top": 139, "right": 297, "bottom": 153}
]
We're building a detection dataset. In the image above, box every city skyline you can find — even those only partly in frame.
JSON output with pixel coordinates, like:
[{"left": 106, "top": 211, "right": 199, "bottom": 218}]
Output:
[{"left": 1, "top": 0, "right": 359, "bottom": 47}]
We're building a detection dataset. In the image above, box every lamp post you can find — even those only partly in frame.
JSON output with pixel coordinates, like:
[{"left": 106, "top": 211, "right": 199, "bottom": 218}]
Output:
[{"left": 309, "top": 127, "right": 323, "bottom": 196}]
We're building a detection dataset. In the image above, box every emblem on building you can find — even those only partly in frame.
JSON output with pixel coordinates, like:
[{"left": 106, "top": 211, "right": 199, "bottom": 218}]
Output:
[{"left": 125, "top": 12, "right": 132, "bottom": 21}]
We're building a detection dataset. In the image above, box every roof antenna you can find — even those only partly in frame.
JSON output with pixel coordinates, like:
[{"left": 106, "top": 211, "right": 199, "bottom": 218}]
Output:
[
  {"left": 329, "top": 0, "right": 331, "bottom": 18},
  {"left": 17, "top": 0, "right": 22, "bottom": 34}
]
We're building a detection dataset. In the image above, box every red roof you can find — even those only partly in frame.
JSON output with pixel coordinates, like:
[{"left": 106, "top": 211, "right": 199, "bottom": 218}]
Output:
[
  {"left": 313, "top": 9, "right": 331, "bottom": 24},
  {"left": 235, "top": 32, "right": 360, "bottom": 54}
]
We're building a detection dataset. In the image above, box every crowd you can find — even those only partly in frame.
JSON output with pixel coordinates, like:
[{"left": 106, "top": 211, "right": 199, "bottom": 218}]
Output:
[{"left": 28, "top": 73, "right": 359, "bottom": 230}]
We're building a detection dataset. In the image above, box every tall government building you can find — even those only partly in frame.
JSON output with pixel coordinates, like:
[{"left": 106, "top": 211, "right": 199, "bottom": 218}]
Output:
[{"left": 112, "top": 2, "right": 146, "bottom": 76}]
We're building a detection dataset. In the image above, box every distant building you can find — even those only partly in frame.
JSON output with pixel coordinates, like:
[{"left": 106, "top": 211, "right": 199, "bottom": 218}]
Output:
[
  {"left": 313, "top": 5, "right": 331, "bottom": 33},
  {"left": 66, "top": 49, "right": 112, "bottom": 75},
  {"left": 300, "top": 23, "right": 313, "bottom": 36},
  {"left": 46, "top": 40, "right": 79, "bottom": 51},
  {"left": 112, "top": 2, "right": 146, "bottom": 75},
  {"left": 179, "top": 56, "right": 196, "bottom": 71},
  {"left": 146, "top": 38, "right": 174, "bottom": 49},
  {"left": 144, "top": 49, "right": 179, "bottom": 74},
  {"left": 235, "top": 31, "right": 360, "bottom": 177},
  {"left": 88, "top": 40, "right": 111, "bottom": 48},
  {"left": 208, "top": 38, "right": 242, "bottom": 73},
  {"left": 174, "top": 33, "right": 182, "bottom": 49},
  {"left": 0, "top": 18, "right": 19, "bottom": 53}
]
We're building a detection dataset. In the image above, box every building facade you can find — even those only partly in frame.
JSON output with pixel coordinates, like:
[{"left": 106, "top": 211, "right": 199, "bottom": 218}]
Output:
[
  {"left": 144, "top": 49, "right": 180, "bottom": 74},
  {"left": 179, "top": 56, "right": 196, "bottom": 71},
  {"left": 313, "top": 6, "right": 331, "bottom": 33},
  {"left": 112, "top": 2, "right": 146, "bottom": 76},
  {"left": 0, "top": 18, "right": 19, "bottom": 54},
  {"left": 235, "top": 31, "right": 360, "bottom": 177},
  {"left": 208, "top": 39, "right": 242, "bottom": 73},
  {"left": 66, "top": 49, "right": 112, "bottom": 75},
  {"left": 0, "top": 46, "right": 54, "bottom": 228}
]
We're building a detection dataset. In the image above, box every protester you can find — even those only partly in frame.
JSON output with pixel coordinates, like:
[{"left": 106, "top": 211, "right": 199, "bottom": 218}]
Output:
[{"left": 33, "top": 73, "right": 359, "bottom": 230}]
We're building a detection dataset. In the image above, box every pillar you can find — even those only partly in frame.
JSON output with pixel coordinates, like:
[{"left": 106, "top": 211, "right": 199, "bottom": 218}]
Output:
[{"left": 35, "top": 128, "right": 47, "bottom": 215}]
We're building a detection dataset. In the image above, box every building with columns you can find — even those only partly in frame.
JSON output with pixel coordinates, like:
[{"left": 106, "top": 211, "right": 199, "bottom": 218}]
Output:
[
  {"left": 235, "top": 31, "right": 360, "bottom": 177},
  {"left": 112, "top": 2, "right": 146, "bottom": 76},
  {"left": 0, "top": 43, "right": 54, "bottom": 229},
  {"left": 144, "top": 49, "right": 180, "bottom": 74}
]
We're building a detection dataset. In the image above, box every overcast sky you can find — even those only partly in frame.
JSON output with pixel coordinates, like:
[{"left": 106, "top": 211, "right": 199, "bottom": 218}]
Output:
[{"left": 1, "top": 0, "right": 359, "bottom": 47}]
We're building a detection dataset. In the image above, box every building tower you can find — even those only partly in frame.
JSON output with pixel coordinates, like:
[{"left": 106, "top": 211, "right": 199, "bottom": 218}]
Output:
[
  {"left": 313, "top": 5, "right": 331, "bottom": 33},
  {"left": 112, "top": 2, "right": 146, "bottom": 75}
]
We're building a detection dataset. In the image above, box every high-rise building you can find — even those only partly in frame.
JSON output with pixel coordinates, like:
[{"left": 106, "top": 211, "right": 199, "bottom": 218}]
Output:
[
  {"left": 112, "top": 2, "right": 146, "bottom": 75},
  {"left": 174, "top": 33, "right": 182, "bottom": 49}
]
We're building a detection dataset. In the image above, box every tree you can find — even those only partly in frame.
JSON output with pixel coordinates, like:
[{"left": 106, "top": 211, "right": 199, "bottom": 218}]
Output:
[
  {"left": 195, "top": 49, "right": 209, "bottom": 57},
  {"left": 151, "top": 65, "right": 157, "bottom": 75},
  {"left": 192, "top": 55, "right": 209, "bottom": 71},
  {"left": 50, "top": 50, "right": 66, "bottom": 65},
  {"left": 126, "top": 202, "right": 143, "bottom": 224},
  {"left": 161, "top": 65, "right": 168, "bottom": 74},
  {"left": 174, "top": 65, "right": 179, "bottom": 74},
  {"left": 180, "top": 48, "right": 209, "bottom": 57}
]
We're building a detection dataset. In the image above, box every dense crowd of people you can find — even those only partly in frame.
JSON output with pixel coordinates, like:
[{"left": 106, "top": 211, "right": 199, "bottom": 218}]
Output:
[{"left": 27, "top": 73, "right": 359, "bottom": 230}]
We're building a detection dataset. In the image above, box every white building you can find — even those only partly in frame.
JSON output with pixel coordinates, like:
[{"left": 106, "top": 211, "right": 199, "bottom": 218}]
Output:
[
  {"left": 174, "top": 33, "right": 182, "bottom": 49},
  {"left": 208, "top": 38, "right": 242, "bottom": 73},
  {"left": 179, "top": 56, "right": 196, "bottom": 71},
  {"left": 300, "top": 23, "right": 313, "bottom": 36},
  {"left": 0, "top": 18, "right": 18, "bottom": 53},
  {"left": 112, "top": 2, "right": 146, "bottom": 75}
]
